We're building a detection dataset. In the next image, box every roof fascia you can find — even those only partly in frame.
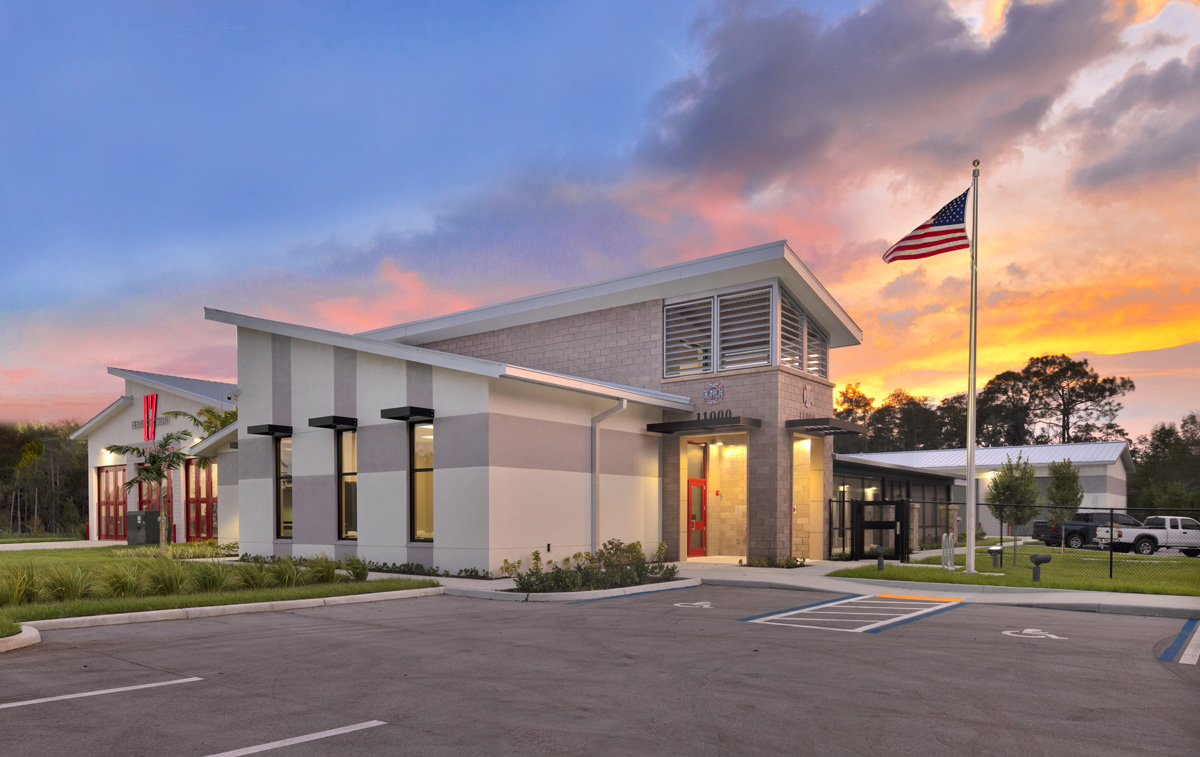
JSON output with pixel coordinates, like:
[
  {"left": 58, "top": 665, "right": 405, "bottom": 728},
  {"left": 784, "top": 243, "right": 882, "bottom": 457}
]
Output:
[
  {"left": 206, "top": 308, "right": 693, "bottom": 411},
  {"left": 107, "top": 368, "right": 237, "bottom": 409},
  {"left": 189, "top": 420, "right": 239, "bottom": 457},
  {"left": 359, "top": 241, "right": 864, "bottom": 348},
  {"left": 832, "top": 454, "right": 958, "bottom": 481},
  {"left": 501, "top": 366, "right": 694, "bottom": 411},
  {"left": 69, "top": 395, "right": 133, "bottom": 441}
]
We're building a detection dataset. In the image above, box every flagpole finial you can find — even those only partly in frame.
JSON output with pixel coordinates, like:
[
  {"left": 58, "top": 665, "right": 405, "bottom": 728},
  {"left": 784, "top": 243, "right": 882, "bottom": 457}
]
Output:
[{"left": 972, "top": 159, "right": 980, "bottom": 167}]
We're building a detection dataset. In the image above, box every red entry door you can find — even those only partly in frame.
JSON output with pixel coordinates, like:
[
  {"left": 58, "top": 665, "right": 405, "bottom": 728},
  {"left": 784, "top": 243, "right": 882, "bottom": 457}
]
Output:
[
  {"left": 686, "top": 441, "right": 708, "bottom": 557},
  {"left": 97, "top": 466, "right": 127, "bottom": 540},
  {"left": 184, "top": 459, "right": 218, "bottom": 542},
  {"left": 138, "top": 468, "right": 175, "bottom": 543}
]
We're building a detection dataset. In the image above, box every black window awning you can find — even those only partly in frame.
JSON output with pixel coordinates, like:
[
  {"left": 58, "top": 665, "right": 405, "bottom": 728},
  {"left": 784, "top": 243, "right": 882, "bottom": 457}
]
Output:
[
  {"left": 786, "top": 417, "right": 866, "bottom": 435},
  {"left": 646, "top": 417, "right": 762, "bottom": 434},
  {"left": 380, "top": 406, "right": 435, "bottom": 422},
  {"left": 246, "top": 424, "right": 293, "bottom": 437},
  {"left": 308, "top": 415, "right": 358, "bottom": 431}
]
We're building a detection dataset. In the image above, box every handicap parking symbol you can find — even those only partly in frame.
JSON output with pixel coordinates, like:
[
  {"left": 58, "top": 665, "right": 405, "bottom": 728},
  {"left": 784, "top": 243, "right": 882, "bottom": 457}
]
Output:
[
  {"left": 1002, "top": 628, "right": 1067, "bottom": 639},
  {"left": 675, "top": 601, "right": 713, "bottom": 609}
]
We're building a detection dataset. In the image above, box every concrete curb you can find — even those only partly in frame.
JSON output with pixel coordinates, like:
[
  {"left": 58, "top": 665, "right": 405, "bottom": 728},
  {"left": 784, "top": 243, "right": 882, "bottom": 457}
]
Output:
[
  {"left": 0, "top": 624, "right": 40, "bottom": 652},
  {"left": 828, "top": 576, "right": 1063, "bottom": 594},
  {"left": 444, "top": 578, "right": 701, "bottom": 603}
]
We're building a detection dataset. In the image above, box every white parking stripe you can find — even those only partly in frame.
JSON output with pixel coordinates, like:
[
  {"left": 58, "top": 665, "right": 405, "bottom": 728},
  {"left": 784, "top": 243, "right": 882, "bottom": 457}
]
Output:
[
  {"left": 203, "top": 721, "right": 387, "bottom": 757},
  {"left": 1180, "top": 628, "right": 1200, "bottom": 665},
  {"left": 0, "top": 677, "right": 202, "bottom": 710},
  {"left": 749, "top": 595, "right": 963, "bottom": 633}
]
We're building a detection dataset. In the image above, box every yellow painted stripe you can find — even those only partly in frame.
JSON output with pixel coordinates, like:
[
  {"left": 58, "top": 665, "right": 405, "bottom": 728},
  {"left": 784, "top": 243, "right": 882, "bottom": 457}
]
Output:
[{"left": 876, "top": 593, "right": 964, "bottom": 602}]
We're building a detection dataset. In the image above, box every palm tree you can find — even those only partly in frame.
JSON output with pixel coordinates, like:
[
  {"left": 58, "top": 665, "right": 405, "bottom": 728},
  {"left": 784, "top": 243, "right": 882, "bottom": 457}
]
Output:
[
  {"left": 164, "top": 406, "right": 237, "bottom": 437},
  {"left": 105, "top": 430, "right": 192, "bottom": 553}
]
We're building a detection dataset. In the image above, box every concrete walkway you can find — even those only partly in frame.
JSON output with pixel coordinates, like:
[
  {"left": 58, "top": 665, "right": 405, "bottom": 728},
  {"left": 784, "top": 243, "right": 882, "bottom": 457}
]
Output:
[{"left": 0, "top": 539, "right": 120, "bottom": 552}]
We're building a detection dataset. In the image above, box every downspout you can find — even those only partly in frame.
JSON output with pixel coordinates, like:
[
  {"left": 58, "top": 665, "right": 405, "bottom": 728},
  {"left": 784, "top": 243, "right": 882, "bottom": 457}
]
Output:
[{"left": 591, "top": 399, "right": 628, "bottom": 553}]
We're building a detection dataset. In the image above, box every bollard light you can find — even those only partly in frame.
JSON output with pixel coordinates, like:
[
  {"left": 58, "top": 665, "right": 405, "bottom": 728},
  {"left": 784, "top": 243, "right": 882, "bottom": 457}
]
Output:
[
  {"left": 987, "top": 544, "right": 1003, "bottom": 569},
  {"left": 1030, "top": 553, "right": 1052, "bottom": 582},
  {"left": 871, "top": 545, "right": 887, "bottom": 572}
]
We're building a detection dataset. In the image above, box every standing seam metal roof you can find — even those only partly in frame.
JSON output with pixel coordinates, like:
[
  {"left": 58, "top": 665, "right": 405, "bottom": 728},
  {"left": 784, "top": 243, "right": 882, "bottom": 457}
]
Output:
[{"left": 841, "top": 441, "right": 1131, "bottom": 470}]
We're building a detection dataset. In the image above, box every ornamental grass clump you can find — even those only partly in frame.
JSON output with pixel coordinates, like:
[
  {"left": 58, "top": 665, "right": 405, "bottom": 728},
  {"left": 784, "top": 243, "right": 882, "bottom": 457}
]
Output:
[
  {"left": 305, "top": 554, "right": 343, "bottom": 584},
  {"left": 190, "top": 562, "right": 236, "bottom": 593},
  {"left": 39, "top": 566, "right": 93, "bottom": 602},
  {"left": 99, "top": 563, "right": 146, "bottom": 598},
  {"left": 268, "top": 557, "right": 306, "bottom": 588},
  {"left": 342, "top": 555, "right": 371, "bottom": 582},
  {"left": 0, "top": 566, "right": 38, "bottom": 606},
  {"left": 236, "top": 562, "right": 270, "bottom": 590},
  {"left": 146, "top": 559, "right": 192, "bottom": 596}
]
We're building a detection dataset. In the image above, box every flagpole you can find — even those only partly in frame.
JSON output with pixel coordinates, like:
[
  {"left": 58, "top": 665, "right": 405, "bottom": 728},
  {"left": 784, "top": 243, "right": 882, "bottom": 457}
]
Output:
[{"left": 965, "top": 160, "right": 980, "bottom": 573}]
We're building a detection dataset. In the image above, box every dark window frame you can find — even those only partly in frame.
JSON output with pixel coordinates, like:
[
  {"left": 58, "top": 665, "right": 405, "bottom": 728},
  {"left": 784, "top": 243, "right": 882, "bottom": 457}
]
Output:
[
  {"left": 275, "top": 436, "right": 293, "bottom": 540},
  {"left": 409, "top": 421, "right": 434, "bottom": 543},
  {"left": 337, "top": 430, "right": 357, "bottom": 541}
]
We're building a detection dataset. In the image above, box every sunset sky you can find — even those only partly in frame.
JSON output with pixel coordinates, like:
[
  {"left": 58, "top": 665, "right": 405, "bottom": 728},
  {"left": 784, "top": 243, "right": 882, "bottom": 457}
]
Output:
[{"left": 2, "top": 0, "right": 1197, "bottom": 438}]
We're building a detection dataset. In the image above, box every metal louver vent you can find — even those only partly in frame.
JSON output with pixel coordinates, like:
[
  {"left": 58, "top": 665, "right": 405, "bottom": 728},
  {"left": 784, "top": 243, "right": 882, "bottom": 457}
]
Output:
[
  {"left": 717, "top": 288, "right": 772, "bottom": 370},
  {"left": 806, "top": 323, "right": 828, "bottom": 378},
  {"left": 780, "top": 293, "right": 804, "bottom": 371},
  {"left": 664, "top": 299, "right": 713, "bottom": 377}
]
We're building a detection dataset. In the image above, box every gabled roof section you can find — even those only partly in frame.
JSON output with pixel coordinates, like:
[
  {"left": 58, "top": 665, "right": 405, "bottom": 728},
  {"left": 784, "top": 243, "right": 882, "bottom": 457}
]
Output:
[
  {"left": 357, "top": 240, "right": 864, "bottom": 349},
  {"left": 69, "top": 395, "right": 133, "bottom": 441},
  {"left": 108, "top": 368, "right": 238, "bottom": 408},
  {"left": 204, "top": 308, "right": 694, "bottom": 412},
  {"left": 841, "top": 441, "right": 1134, "bottom": 475},
  {"left": 189, "top": 420, "right": 238, "bottom": 457}
]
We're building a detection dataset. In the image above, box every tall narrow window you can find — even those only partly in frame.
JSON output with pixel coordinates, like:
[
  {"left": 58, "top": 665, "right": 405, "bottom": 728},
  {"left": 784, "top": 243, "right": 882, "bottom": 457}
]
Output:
[
  {"left": 338, "top": 430, "right": 358, "bottom": 540},
  {"left": 276, "top": 437, "right": 293, "bottom": 539},
  {"left": 410, "top": 422, "right": 434, "bottom": 542}
]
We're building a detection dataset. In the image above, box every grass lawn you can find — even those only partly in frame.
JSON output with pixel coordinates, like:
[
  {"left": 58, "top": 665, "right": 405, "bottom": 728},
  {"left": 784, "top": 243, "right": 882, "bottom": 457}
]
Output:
[
  {"left": 828, "top": 542, "right": 1200, "bottom": 596},
  {"left": 1, "top": 546, "right": 441, "bottom": 639}
]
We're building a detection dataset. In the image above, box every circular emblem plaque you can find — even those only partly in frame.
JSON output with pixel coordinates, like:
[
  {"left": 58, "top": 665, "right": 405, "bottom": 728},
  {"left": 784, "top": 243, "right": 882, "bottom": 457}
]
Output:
[{"left": 703, "top": 381, "right": 725, "bottom": 406}]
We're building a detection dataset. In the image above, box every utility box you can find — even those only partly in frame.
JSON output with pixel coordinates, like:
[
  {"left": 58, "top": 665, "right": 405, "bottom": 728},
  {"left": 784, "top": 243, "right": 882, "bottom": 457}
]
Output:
[{"left": 126, "top": 511, "right": 171, "bottom": 546}]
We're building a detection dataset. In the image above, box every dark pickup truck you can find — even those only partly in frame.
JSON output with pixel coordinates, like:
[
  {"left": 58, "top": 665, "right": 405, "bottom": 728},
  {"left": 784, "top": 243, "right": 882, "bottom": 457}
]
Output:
[{"left": 1033, "top": 511, "right": 1143, "bottom": 549}]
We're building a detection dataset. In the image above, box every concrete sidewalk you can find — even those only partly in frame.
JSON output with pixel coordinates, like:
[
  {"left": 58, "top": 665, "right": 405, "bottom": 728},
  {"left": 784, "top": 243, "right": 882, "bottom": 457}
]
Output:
[
  {"left": 673, "top": 559, "right": 1200, "bottom": 619},
  {"left": 0, "top": 539, "right": 119, "bottom": 551}
]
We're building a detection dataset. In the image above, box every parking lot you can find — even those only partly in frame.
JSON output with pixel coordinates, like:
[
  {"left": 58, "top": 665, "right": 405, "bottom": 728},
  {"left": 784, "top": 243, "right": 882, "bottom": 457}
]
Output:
[{"left": 3, "top": 585, "right": 1198, "bottom": 756}]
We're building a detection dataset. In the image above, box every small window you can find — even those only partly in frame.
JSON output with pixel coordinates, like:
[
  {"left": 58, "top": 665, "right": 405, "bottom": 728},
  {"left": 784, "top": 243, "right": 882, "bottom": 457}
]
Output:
[
  {"left": 276, "top": 437, "right": 293, "bottom": 539},
  {"left": 410, "top": 422, "right": 434, "bottom": 542},
  {"left": 664, "top": 299, "right": 714, "bottom": 377},
  {"left": 338, "top": 430, "right": 357, "bottom": 540}
]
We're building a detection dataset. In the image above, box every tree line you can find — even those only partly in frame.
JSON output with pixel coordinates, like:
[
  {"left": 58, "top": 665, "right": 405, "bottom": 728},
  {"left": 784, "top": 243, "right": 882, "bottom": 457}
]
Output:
[
  {"left": 0, "top": 421, "right": 89, "bottom": 536},
  {"left": 834, "top": 354, "right": 1136, "bottom": 454}
]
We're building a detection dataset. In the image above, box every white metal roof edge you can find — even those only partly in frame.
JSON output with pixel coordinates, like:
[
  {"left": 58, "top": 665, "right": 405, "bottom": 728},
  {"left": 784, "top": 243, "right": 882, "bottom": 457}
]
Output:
[
  {"left": 357, "top": 240, "right": 864, "bottom": 348},
  {"left": 69, "top": 395, "right": 133, "bottom": 441},
  {"left": 190, "top": 420, "right": 238, "bottom": 457},
  {"left": 832, "top": 453, "right": 958, "bottom": 480},
  {"left": 108, "top": 367, "right": 238, "bottom": 409},
  {"left": 842, "top": 441, "right": 1134, "bottom": 474},
  {"left": 205, "top": 308, "right": 695, "bottom": 411},
  {"left": 501, "top": 366, "right": 694, "bottom": 412}
]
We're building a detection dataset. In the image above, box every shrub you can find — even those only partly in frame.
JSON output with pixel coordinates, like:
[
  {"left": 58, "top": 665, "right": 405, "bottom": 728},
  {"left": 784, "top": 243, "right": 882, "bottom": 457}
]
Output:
[
  {"left": 268, "top": 557, "right": 306, "bottom": 588},
  {"left": 190, "top": 562, "right": 236, "bottom": 593},
  {"left": 99, "top": 564, "right": 146, "bottom": 598},
  {"left": 500, "top": 539, "right": 677, "bottom": 593},
  {"left": 236, "top": 562, "right": 270, "bottom": 590},
  {"left": 342, "top": 555, "right": 371, "bottom": 582},
  {"left": 0, "top": 566, "right": 38, "bottom": 606},
  {"left": 39, "top": 566, "right": 93, "bottom": 601},
  {"left": 306, "top": 554, "right": 343, "bottom": 584},
  {"left": 146, "top": 559, "right": 192, "bottom": 596},
  {"left": 738, "top": 555, "right": 805, "bottom": 569}
]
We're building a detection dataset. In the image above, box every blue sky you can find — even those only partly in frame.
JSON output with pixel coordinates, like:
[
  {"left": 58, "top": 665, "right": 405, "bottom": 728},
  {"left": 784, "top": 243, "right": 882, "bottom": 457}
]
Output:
[{"left": 2, "top": 0, "right": 1197, "bottom": 436}]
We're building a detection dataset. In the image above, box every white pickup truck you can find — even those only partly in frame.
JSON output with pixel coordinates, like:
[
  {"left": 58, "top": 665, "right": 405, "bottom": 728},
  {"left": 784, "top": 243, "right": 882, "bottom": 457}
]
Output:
[{"left": 1095, "top": 515, "right": 1200, "bottom": 556}]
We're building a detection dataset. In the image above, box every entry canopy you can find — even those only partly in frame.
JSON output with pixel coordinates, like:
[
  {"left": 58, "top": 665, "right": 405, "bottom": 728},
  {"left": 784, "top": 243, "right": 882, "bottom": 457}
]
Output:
[
  {"left": 646, "top": 416, "right": 762, "bottom": 434},
  {"left": 380, "top": 406, "right": 435, "bottom": 422},
  {"left": 786, "top": 417, "right": 866, "bottom": 435}
]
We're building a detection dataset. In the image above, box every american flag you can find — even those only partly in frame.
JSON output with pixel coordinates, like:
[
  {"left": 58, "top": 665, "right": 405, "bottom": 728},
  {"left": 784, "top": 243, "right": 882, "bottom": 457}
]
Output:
[{"left": 882, "top": 188, "right": 971, "bottom": 263}]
